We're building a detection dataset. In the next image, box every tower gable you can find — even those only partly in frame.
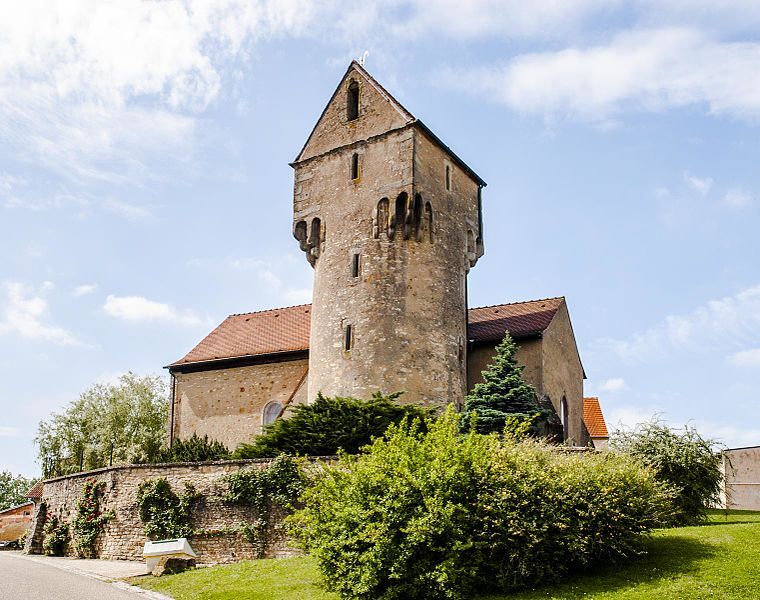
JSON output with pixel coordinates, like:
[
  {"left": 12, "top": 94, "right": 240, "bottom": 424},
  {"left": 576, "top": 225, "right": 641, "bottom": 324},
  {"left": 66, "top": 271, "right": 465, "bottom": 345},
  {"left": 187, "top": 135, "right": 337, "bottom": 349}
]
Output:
[{"left": 295, "top": 61, "right": 415, "bottom": 163}]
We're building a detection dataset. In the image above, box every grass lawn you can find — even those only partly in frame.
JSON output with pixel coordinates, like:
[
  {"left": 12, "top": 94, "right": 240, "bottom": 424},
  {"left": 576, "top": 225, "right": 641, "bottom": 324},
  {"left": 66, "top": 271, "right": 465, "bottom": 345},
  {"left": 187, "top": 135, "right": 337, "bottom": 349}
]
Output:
[{"left": 132, "top": 510, "right": 760, "bottom": 600}]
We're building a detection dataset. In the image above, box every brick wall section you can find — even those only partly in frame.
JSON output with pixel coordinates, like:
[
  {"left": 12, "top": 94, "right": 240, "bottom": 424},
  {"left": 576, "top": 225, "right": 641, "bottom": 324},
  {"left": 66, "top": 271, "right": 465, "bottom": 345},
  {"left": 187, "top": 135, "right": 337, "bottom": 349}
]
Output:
[
  {"left": 173, "top": 358, "right": 309, "bottom": 450},
  {"left": 25, "top": 459, "right": 324, "bottom": 564}
]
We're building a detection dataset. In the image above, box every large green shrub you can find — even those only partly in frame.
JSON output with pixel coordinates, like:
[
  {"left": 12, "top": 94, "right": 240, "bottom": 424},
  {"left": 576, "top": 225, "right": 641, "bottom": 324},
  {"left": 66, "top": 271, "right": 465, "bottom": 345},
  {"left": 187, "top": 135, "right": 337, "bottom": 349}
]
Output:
[
  {"left": 291, "top": 408, "right": 672, "bottom": 600},
  {"left": 136, "top": 478, "right": 200, "bottom": 540},
  {"left": 157, "top": 434, "right": 230, "bottom": 463},
  {"left": 233, "top": 392, "right": 431, "bottom": 458},
  {"left": 611, "top": 420, "right": 722, "bottom": 525}
]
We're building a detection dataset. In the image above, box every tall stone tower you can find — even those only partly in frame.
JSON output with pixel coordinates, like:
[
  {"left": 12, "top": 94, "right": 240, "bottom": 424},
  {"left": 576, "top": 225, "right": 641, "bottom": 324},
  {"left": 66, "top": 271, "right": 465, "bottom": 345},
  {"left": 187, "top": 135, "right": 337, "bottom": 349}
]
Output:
[{"left": 292, "top": 62, "right": 485, "bottom": 408}]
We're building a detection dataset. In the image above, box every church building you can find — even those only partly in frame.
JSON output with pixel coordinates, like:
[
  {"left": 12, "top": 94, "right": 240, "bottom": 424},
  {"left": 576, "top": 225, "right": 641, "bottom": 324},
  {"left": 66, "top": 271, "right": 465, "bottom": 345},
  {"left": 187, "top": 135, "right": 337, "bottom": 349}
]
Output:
[{"left": 168, "top": 62, "right": 595, "bottom": 450}]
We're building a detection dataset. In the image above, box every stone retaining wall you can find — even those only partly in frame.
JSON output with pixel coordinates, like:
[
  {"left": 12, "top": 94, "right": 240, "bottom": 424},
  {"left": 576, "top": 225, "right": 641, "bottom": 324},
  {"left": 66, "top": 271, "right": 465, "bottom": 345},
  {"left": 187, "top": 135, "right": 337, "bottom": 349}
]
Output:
[{"left": 24, "top": 458, "right": 324, "bottom": 564}]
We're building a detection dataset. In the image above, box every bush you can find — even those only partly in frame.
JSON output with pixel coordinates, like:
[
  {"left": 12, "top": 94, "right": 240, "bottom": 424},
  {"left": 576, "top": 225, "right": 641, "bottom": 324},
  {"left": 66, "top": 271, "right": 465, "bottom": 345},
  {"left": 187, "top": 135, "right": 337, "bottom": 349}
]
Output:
[
  {"left": 42, "top": 513, "right": 69, "bottom": 556},
  {"left": 233, "top": 392, "right": 432, "bottom": 458},
  {"left": 137, "top": 478, "right": 200, "bottom": 540},
  {"left": 224, "top": 455, "right": 308, "bottom": 557},
  {"left": 72, "top": 479, "right": 114, "bottom": 558},
  {"left": 291, "top": 408, "right": 672, "bottom": 600},
  {"left": 611, "top": 420, "right": 723, "bottom": 525},
  {"left": 157, "top": 434, "right": 230, "bottom": 463}
]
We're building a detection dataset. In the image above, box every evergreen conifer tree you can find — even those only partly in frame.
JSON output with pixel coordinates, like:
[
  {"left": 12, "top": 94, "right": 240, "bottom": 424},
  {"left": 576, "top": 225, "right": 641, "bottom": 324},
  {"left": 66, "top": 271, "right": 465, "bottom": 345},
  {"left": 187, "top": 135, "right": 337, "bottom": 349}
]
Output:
[{"left": 462, "top": 333, "right": 546, "bottom": 434}]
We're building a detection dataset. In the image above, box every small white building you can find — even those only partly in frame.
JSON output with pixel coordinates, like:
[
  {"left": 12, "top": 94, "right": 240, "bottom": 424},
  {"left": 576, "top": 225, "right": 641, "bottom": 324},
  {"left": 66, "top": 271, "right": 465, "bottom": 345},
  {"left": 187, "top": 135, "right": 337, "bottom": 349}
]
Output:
[{"left": 721, "top": 446, "right": 760, "bottom": 511}]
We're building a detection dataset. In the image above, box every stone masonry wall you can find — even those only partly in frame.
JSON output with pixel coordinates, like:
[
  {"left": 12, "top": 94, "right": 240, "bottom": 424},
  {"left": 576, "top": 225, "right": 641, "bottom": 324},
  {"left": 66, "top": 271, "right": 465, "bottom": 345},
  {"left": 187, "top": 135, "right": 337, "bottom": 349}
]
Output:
[
  {"left": 173, "top": 358, "right": 308, "bottom": 450},
  {"left": 26, "top": 459, "right": 313, "bottom": 564}
]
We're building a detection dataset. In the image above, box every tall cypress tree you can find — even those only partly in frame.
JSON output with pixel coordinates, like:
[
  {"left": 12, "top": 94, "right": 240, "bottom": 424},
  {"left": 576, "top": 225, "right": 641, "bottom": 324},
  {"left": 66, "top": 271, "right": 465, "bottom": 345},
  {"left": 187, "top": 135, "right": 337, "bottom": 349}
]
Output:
[{"left": 462, "top": 333, "right": 545, "bottom": 434}]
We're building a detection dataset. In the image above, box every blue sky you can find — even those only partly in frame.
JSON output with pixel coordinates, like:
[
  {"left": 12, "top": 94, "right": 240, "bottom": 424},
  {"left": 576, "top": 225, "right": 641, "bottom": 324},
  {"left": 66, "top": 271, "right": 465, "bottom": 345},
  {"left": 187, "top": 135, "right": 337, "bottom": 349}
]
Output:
[{"left": 2, "top": 1, "right": 759, "bottom": 477}]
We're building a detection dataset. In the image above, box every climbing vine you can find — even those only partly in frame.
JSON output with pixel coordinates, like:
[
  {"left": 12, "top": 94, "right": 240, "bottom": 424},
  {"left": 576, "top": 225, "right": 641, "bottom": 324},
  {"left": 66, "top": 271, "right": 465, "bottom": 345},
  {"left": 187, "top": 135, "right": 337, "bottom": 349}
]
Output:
[
  {"left": 223, "top": 455, "right": 307, "bottom": 557},
  {"left": 137, "top": 478, "right": 200, "bottom": 540},
  {"left": 72, "top": 479, "right": 115, "bottom": 558},
  {"left": 42, "top": 512, "right": 69, "bottom": 556}
]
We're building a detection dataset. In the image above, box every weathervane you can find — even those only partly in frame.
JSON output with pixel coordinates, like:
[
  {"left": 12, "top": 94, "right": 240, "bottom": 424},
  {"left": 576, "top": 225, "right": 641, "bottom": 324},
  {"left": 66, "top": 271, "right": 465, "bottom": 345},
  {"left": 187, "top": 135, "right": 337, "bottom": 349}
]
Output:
[{"left": 359, "top": 51, "right": 369, "bottom": 66}]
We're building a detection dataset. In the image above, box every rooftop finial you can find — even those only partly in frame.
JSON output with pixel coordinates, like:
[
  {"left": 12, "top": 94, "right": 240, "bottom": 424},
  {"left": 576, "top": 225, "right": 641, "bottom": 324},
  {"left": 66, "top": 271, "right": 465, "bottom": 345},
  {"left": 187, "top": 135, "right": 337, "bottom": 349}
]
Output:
[{"left": 358, "top": 50, "right": 369, "bottom": 67}]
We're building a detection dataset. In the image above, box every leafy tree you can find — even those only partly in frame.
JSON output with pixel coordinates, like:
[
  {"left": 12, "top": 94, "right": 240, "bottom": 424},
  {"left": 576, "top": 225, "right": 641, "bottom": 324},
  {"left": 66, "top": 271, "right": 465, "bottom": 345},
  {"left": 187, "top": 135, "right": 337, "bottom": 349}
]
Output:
[
  {"left": 233, "top": 392, "right": 431, "bottom": 458},
  {"left": 461, "top": 333, "right": 548, "bottom": 434},
  {"left": 611, "top": 420, "right": 723, "bottom": 525},
  {"left": 36, "top": 373, "right": 168, "bottom": 476},
  {"left": 0, "top": 471, "right": 38, "bottom": 510},
  {"left": 157, "top": 434, "right": 230, "bottom": 463}
]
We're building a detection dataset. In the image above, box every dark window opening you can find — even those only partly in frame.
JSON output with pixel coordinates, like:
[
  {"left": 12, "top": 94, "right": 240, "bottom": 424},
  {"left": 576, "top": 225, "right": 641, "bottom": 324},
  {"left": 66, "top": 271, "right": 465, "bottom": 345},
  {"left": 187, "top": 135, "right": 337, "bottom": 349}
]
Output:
[
  {"left": 392, "top": 192, "right": 408, "bottom": 240},
  {"left": 425, "top": 201, "right": 434, "bottom": 242},
  {"left": 294, "top": 220, "right": 308, "bottom": 251},
  {"left": 445, "top": 165, "right": 451, "bottom": 190},
  {"left": 413, "top": 193, "right": 423, "bottom": 238},
  {"left": 561, "top": 397, "right": 569, "bottom": 440},
  {"left": 375, "top": 197, "right": 389, "bottom": 238},
  {"left": 351, "top": 153, "right": 360, "bottom": 180},
  {"left": 347, "top": 80, "right": 359, "bottom": 121},
  {"left": 351, "top": 252, "right": 361, "bottom": 278},
  {"left": 344, "top": 324, "right": 354, "bottom": 351}
]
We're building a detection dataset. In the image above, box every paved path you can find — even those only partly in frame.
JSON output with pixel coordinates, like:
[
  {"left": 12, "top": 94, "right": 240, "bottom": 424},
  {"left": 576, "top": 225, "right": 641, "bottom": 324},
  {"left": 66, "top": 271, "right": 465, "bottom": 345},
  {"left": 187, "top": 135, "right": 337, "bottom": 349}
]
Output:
[{"left": 0, "top": 551, "right": 169, "bottom": 600}]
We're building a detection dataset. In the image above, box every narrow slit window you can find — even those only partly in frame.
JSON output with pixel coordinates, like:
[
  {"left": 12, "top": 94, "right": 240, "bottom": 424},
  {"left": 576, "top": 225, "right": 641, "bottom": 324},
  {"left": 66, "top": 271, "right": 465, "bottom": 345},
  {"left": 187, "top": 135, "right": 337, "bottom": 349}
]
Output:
[
  {"left": 351, "top": 253, "right": 361, "bottom": 278},
  {"left": 347, "top": 80, "right": 359, "bottom": 121},
  {"left": 344, "top": 324, "right": 354, "bottom": 351},
  {"left": 445, "top": 165, "right": 451, "bottom": 191},
  {"left": 351, "top": 153, "right": 360, "bottom": 180}
]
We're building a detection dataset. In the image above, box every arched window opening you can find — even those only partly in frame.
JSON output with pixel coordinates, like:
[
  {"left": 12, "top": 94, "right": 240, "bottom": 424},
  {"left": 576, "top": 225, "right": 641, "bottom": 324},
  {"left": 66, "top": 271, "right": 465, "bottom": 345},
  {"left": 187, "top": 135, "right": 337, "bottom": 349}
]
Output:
[
  {"left": 560, "top": 396, "right": 569, "bottom": 440},
  {"left": 351, "top": 153, "right": 360, "bottom": 180},
  {"left": 393, "top": 192, "right": 408, "bottom": 240},
  {"left": 263, "top": 401, "right": 283, "bottom": 428},
  {"left": 425, "top": 201, "right": 434, "bottom": 242},
  {"left": 375, "top": 198, "right": 389, "bottom": 238},
  {"left": 344, "top": 324, "right": 354, "bottom": 351},
  {"left": 294, "top": 220, "right": 308, "bottom": 251},
  {"left": 445, "top": 165, "right": 451, "bottom": 191},
  {"left": 347, "top": 80, "right": 360, "bottom": 121},
  {"left": 413, "top": 193, "right": 423, "bottom": 239},
  {"left": 308, "top": 217, "right": 321, "bottom": 248}
]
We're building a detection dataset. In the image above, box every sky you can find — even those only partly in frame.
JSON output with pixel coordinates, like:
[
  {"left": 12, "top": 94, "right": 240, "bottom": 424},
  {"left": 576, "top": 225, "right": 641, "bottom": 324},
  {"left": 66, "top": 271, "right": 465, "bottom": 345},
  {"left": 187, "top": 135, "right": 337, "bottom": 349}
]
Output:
[{"left": 1, "top": 0, "right": 759, "bottom": 477}]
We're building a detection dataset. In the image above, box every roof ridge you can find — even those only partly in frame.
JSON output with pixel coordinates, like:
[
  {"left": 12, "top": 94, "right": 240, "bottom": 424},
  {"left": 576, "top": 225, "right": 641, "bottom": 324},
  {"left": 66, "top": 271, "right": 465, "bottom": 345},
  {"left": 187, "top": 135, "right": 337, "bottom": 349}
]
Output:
[
  {"left": 471, "top": 297, "right": 565, "bottom": 310},
  {"left": 229, "top": 303, "right": 312, "bottom": 318}
]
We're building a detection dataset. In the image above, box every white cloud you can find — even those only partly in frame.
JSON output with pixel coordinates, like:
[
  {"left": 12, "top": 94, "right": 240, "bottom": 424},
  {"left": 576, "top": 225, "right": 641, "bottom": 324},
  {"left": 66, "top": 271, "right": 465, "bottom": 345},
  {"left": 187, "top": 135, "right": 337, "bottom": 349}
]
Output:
[
  {"left": 721, "top": 187, "right": 753, "bottom": 209},
  {"left": 602, "top": 284, "right": 760, "bottom": 362},
  {"left": 0, "top": 282, "right": 81, "bottom": 346},
  {"left": 102, "top": 198, "right": 153, "bottom": 221},
  {"left": 444, "top": 28, "right": 760, "bottom": 124},
  {"left": 0, "top": 426, "right": 22, "bottom": 438},
  {"left": 104, "top": 294, "right": 206, "bottom": 327},
  {"left": 596, "top": 377, "right": 628, "bottom": 393},
  {"left": 729, "top": 348, "right": 760, "bottom": 368},
  {"left": 683, "top": 172, "right": 712, "bottom": 195},
  {"left": 72, "top": 283, "right": 98, "bottom": 297},
  {"left": 0, "top": 1, "right": 314, "bottom": 184}
]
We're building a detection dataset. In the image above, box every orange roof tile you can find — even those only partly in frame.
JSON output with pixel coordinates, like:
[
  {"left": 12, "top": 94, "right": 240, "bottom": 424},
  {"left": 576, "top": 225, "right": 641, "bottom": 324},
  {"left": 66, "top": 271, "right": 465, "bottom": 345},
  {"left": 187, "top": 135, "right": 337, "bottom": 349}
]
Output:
[
  {"left": 170, "top": 298, "right": 564, "bottom": 368},
  {"left": 583, "top": 397, "right": 609, "bottom": 438},
  {"left": 25, "top": 481, "right": 43, "bottom": 499}
]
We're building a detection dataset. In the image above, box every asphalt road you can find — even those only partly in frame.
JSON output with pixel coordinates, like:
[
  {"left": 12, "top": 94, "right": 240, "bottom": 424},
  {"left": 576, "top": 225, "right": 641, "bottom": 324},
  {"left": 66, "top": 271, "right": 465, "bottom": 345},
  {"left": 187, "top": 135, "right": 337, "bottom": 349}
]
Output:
[{"left": 0, "top": 551, "right": 157, "bottom": 600}]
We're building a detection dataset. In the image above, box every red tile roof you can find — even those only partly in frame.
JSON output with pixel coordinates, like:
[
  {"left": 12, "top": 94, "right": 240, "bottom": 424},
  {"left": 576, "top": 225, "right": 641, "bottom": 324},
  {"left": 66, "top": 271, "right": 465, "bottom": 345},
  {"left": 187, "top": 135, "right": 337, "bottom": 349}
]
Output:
[
  {"left": 25, "top": 481, "right": 43, "bottom": 500},
  {"left": 170, "top": 297, "right": 564, "bottom": 368},
  {"left": 583, "top": 397, "right": 609, "bottom": 438}
]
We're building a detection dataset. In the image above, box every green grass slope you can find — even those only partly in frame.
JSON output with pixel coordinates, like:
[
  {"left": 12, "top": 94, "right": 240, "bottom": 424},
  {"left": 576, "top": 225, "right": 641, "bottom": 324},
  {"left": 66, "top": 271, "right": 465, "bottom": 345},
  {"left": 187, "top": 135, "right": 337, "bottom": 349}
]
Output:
[{"left": 133, "top": 511, "right": 760, "bottom": 600}]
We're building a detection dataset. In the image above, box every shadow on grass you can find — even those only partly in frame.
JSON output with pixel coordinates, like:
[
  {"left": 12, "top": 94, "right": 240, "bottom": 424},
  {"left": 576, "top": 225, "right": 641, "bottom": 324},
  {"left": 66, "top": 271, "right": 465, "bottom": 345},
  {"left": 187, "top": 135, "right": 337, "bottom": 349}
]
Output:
[{"left": 479, "top": 534, "right": 716, "bottom": 600}]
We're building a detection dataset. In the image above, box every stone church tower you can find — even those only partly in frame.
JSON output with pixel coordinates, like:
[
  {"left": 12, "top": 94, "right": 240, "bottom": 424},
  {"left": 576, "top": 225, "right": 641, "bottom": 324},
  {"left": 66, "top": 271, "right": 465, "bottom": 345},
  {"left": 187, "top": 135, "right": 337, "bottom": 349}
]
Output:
[{"left": 292, "top": 62, "right": 486, "bottom": 408}]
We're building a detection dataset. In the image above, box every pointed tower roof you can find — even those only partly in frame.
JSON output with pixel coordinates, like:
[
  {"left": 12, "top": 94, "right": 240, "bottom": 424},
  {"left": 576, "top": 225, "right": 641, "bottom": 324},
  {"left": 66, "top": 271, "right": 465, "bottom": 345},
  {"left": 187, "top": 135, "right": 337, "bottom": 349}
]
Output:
[{"left": 293, "top": 61, "right": 486, "bottom": 187}]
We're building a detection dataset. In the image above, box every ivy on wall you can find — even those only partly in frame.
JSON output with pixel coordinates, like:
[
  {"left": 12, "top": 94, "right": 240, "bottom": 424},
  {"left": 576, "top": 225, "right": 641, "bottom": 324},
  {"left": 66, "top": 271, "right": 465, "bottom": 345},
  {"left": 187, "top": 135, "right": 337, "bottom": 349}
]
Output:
[
  {"left": 223, "top": 455, "right": 308, "bottom": 557},
  {"left": 42, "top": 512, "right": 69, "bottom": 556},
  {"left": 137, "top": 478, "right": 200, "bottom": 540},
  {"left": 72, "top": 479, "right": 115, "bottom": 558}
]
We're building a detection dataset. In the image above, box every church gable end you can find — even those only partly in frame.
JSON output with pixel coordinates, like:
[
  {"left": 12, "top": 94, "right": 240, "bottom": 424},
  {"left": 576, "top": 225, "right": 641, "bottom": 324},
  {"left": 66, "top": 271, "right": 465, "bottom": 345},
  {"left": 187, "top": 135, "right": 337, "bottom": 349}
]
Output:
[{"left": 295, "top": 61, "right": 415, "bottom": 163}]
